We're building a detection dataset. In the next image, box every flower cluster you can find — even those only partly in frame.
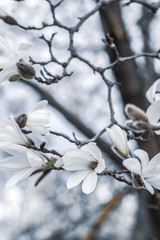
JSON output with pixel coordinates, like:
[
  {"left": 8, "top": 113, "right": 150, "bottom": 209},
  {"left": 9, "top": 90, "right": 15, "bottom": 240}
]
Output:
[
  {"left": 0, "top": 58, "right": 160, "bottom": 196},
  {"left": 124, "top": 79, "right": 160, "bottom": 134},
  {"left": 0, "top": 100, "right": 53, "bottom": 187},
  {"left": 123, "top": 149, "right": 160, "bottom": 194},
  {"left": 105, "top": 80, "right": 160, "bottom": 195}
]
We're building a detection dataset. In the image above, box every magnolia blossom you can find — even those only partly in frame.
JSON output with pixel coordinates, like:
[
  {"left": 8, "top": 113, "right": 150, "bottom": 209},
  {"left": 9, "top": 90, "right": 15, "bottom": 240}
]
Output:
[
  {"left": 0, "top": 36, "right": 35, "bottom": 83},
  {"left": 146, "top": 102, "right": 160, "bottom": 134},
  {"left": 146, "top": 79, "right": 160, "bottom": 103},
  {"left": 144, "top": 80, "right": 160, "bottom": 134},
  {"left": 16, "top": 100, "right": 50, "bottom": 142},
  {"left": 62, "top": 143, "right": 105, "bottom": 194},
  {"left": 106, "top": 125, "right": 130, "bottom": 158},
  {"left": 0, "top": 115, "right": 29, "bottom": 147},
  {"left": 0, "top": 144, "right": 49, "bottom": 188},
  {"left": 123, "top": 149, "right": 160, "bottom": 194}
]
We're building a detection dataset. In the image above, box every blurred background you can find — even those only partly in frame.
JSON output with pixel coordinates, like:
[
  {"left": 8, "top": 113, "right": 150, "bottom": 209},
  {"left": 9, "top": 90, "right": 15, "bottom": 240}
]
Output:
[{"left": 0, "top": 0, "right": 160, "bottom": 239}]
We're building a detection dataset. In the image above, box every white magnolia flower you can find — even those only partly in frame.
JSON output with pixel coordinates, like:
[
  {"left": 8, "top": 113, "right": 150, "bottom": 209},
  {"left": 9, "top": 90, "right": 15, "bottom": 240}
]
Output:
[
  {"left": 106, "top": 125, "right": 130, "bottom": 158},
  {"left": 0, "top": 144, "right": 49, "bottom": 188},
  {"left": 146, "top": 79, "right": 160, "bottom": 103},
  {"left": 62, "top": 142, "right": 105, "bottom": 194},
  {"left": 146, "top": 102, "right": 160, "bottom": 135},
  {"left": 0, "top": 36, "right": 34, "bottom": 83},
  {"left": 145, "top": 80, "right": 160, "bottom": 134},
  {"left": 0, "top": 115, "right": 29, "bottom": 146},
  {"left": 123, "top": 149, "right": 160, "bottom": 194},
  {"left": 25, "top": 100, "right": 50, "bottom": 142}
]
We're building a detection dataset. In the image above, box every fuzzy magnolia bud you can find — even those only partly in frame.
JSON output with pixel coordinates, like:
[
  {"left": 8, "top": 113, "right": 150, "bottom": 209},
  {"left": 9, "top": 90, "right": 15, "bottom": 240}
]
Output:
[
  {"left": 15, "top": 114, "right": 27, "bottom": 128},
  {"left": 133, "top": 120, "right": 151, "bottom": 130},
  {"left": 0, "top": 10, "right": 18, "bottom": 25},
  {"left": 17, "top": 59, "right": 36, "bottom": 80},
  {"left": 125, "top": 104, "right": 148, "bottom": 122}
]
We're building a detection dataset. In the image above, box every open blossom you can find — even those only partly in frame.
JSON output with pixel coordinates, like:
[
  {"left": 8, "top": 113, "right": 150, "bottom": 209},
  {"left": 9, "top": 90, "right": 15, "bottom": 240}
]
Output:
[
  {"left": 62, "top": 143, "right": 105, "bottom": 194},
  {"left": 144, "top": 80, "right": 160, "bottom": 134},
  {"left": 16, "top": 100, "right": 50, "bottom": 142},
  {"left": 106, "top": 125, "right": 130, "bottom": 159},
  {"left": 146, "top": 102, "right": 160, "bottom": 135},
  {"left": 146, "top": 79, "right": 160, "bottom": 103},
  {"left": 0, "top": 36, "right": 35, "bottom": 83},
  {"left": 123, "top": 149, "right": 160, "bottom": 194},
  {"left": 0, "top": 144, "right": 49, "bottom": 188},
  {"left": 0, "top": 115, "right": 29, "bottom": 147}
]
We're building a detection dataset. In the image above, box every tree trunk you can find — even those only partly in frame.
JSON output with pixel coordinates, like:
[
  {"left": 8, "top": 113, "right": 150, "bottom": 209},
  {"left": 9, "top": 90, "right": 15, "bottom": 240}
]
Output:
[{"left": 99, "top": 2, "right": 160, "bottom": 239}]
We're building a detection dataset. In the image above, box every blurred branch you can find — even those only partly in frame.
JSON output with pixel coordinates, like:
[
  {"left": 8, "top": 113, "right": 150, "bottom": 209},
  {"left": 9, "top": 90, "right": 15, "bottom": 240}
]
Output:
[
  {"left": 124, "top": 0, "right": 160, "bottom": 13},
  {"left": 82, "top": 191, "right": 126, "bottom": 240}
]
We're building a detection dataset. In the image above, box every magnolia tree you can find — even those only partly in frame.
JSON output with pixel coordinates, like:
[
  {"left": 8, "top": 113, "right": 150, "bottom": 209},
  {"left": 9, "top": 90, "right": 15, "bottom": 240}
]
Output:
[{"left": 0, "top": 0, "right": 160, "bottom": 239}]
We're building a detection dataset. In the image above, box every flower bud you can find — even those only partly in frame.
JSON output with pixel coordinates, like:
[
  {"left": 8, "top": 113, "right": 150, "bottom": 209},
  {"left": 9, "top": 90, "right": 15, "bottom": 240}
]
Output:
[
  {"left": 0, "top": 10, "right": 18, "bottom": 25},
  {"left": 15, "top": 114, "right": 27, "bottom": 128},
  {"left": 106, "top": 125, "right": 130, "bottom": 158},
  {"left": 125, "top": 120, "right": 151, "bottom": 133},
  {"left": 17, "top": 59, "right": 36, "bottom": 80},
  {"left": 125, "top": 104, "right": 148, "bottom": 122}
]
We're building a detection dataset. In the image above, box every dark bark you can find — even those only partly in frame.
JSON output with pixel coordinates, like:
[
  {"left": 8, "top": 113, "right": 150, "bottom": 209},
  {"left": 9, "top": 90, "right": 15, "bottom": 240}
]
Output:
[{"left": 98, "top": 2, "right": 160, "bottom": 239}]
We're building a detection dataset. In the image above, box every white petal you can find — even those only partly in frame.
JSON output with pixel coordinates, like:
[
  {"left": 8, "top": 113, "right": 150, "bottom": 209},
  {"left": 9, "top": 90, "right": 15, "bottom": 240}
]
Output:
[
  {"left": 0, "top": 144, "right": 26, "bottom": 155},
  {"left": 111, "top": 146, "right": 126, "bottom": 159},
  {"left": 0, "top": 36, "right": 15, "bottom": 55},
  {"left": 62, "top": 158, "right": 90, "bottom": 171},
  {"left": 62, "top": 149, "right": 92, "bottom": 165},
  {"left": 146, "top": 101, "right": 160, "bottom": 123},
  {"left": 0, "top": 156, "right": 28, "bottom": 169},
  {"left": 30, "top": 130, "right": 48, "bottom": 142},
  {"left": 0, "top": 64, "right": 18, "bottom": 83},
  {"left": 146, "top": 102, "right": 160, "bottom": 134},
  {"left": 148, "top": 153, "right": 160, "bottom": 168},
  {"left": 66, "top": 170, "right": 90, "bottom": 189},
  {"left": 106, "top": 126, "right": 129, "bottom": 156},
  {"left": 143, "top": 153, "right": 160, "bottom": 177},
  {"left": 123, "top": 158, "right": 141, "bottom": 175},
  {"left": 143, "top": 179, "right": 154, "bottom": 194},
  {"left": 17, "top": 42, "right": 32, "bottom": 51},
  {"left": 30, "top": 100, "right": 48, "bottom": 112},
  {"left": 27, "top": 122, "right": 49, "bottom": 133},
  {"left": 27, "top": 150, "right": 44, "bottom": 167},
  {"left": 88, "top": 142, "right": 102, "bottom": 161},
  {"left": 6, "top": 167, "right": 39, "bottom": 188},
  {"left": 112, "top": 125, "right": 128, "bottom": 150},
  {"left": 82, "top": 171, "right": 97, "bottom": 194},
  {"left": 147, "top": 176, "right": 160, "bottom": 190},
  {"left": 95, "top": 158, "right": 105, "bottom": 173},
  {"left": 134, "top": 149, "right": 149, "bottom": 169},
  {"left": 9, "top": 115, "right": 28, "bottom": 145},
  {"left": 0, "top": 56, "right": 11, "bottom": 68},
  {"left": 26, "top": 112, "right": 50, "bottom": 132},
  {"left": 146, "top": 79, "right": 160, "bottom": 103}
]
